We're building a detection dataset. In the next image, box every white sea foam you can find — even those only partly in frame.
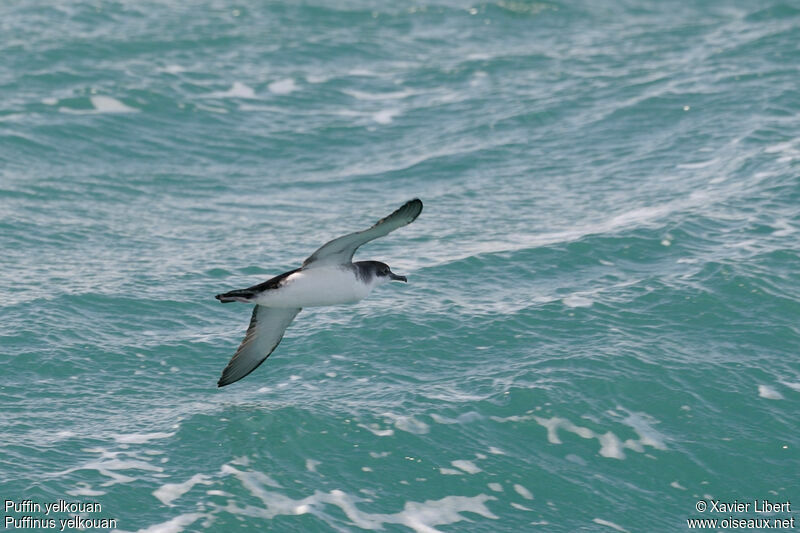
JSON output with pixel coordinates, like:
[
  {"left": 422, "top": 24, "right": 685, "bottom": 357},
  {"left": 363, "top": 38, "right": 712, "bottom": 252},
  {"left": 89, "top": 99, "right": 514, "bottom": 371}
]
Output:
[
  {"left": 779, "top": 381, "right": 800, "bottom": 392},
  {"left": 194, "top": 103, "right": 228, "bottom": 113},
  {"left": 382, "top": 413, "right": 429, "bottom": 435},
  {"left": 593, "top": 518, "right": 630, "bottom": 532},
  {"left": 306, "top": 459, "right": 320, "bottom": 472},
  {"left": 161, "top": 64, "right": 186, "bottom": 74},
  {"left": 488, "top": 483, "right": 503, "bottom": 492},
  {"left": 505, "top": 411, "right": 667, "bottom": 460},
  {"left": 619, "top": 410, "right": 668, "bottom": 451},
  {"left": 52, "top": 448, "right": 163, "bottom": 486},
  {"left": 225, "top": 464, "right": 498, "bottom": 530},
  {"left": 112, "top": 512, "right": 204, "bottom": 533},
  {"left": 430, "top": 411, "right": 483, "bottom": 425},
  {"left": 429, "top": 189, "right": 721, "bottom": 268},
  {"left": 344, "top": 89, "right": 414, "bottom": 101},
  {"left": 92, "top": 96, "right": 139, "bottom": 113},
  {"left": 513, "top": 484, "right": 533, "bottom": 500},
  {"left": 677, "top": 158, "right": 718, "bottom": 169},
  {"left": 764, "top": 141, "right": 800, "bottom": 162},
  {"left": 511, "top": 502, "right": 533, "bottom": 511},
  {"left": 153, "top": 474, "right": 212, "bottom": 506},
  {"left": 60, "top": 96, "right": 139, "bottom": 114},
  {"left": 373, "top": 109, "right": 400, "bottom": 124},
  {"left": 597, "top": 431, "right": 625, "bottom": 459},
  {"left": 112, "top": 432, "right": 175, "bottom": 444},
  {"left": 565, "top": 454, "right": 587, "bottom": 465},
  {"left": 563, "top": 295, "right": 593, "bottom": 308},
  {"left": 451, "top": 460, "right": 481, "bottom": 474},
  {"left": 66, "top": 482, "right": 105, "bottom": 497},
  {"left": 268, "top": 78, "right": 297, "bottom": 95},
  {"left": 206, "top": 82, "right": 256, "bottom": 99},
  {"left": 758, "top": 385, "right": 783, "bottom": 400},
  {"left": 358, "top": 423, "right": 394, "bottom": 437}
]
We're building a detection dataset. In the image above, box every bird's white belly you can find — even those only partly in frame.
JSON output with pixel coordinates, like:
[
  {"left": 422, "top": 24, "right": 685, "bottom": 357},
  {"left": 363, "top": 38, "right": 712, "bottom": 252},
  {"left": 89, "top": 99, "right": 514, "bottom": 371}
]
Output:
[{"left": 254, "top": 266, "right": 371, "bottom": 308}]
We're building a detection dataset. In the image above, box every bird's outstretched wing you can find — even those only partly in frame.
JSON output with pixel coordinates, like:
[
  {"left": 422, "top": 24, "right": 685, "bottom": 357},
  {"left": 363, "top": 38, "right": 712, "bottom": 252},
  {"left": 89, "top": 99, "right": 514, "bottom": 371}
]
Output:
[
  {"left": 217, "top": 306, "right": 301, "bottom": 387},
  {"left": 302, "top": 198, "right": 423, "bottom": 269}
]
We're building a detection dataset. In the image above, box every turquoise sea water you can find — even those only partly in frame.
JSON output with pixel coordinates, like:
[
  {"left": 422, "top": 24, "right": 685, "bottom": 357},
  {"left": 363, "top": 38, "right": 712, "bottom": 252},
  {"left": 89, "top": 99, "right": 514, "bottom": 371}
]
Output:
[{"left": 2, "top": 1, "right": 799, "bottom": 531}]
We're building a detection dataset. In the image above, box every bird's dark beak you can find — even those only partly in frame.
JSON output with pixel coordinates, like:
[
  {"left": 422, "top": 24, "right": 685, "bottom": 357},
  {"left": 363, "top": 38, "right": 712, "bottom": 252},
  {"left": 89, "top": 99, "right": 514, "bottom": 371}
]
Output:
[{"left": 389, "top": 272, "right": 407, "bottom": 282}]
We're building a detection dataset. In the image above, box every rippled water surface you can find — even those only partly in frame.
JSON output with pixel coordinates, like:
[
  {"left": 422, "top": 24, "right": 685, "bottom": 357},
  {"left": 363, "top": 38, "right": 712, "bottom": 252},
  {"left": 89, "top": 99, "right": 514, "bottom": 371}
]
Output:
[{"left": 2, "top": 1, "right": 799, "bottom": 531}]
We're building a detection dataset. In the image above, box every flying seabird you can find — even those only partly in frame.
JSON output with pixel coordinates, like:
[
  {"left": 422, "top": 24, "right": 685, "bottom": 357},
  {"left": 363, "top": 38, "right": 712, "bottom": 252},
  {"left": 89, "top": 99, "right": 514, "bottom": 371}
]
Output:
[{"left": 214, "top": 198, "right": 423, "bottom": 387}]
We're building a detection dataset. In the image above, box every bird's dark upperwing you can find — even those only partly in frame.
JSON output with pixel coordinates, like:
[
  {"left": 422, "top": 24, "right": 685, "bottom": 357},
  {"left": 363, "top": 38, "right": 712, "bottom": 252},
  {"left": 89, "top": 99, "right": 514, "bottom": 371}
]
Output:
[
  {"left": 217, "top": 306, "right": 301, "bottom": 387},
  {"left": 301, "top": 198, "right": 423, "bottom": 269}
]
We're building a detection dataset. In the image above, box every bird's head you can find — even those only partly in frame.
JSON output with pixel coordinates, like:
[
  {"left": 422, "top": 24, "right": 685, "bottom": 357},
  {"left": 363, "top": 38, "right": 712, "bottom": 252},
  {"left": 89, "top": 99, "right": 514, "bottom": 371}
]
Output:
[{"left": 364, "top": 261, "right": 407, "bottom": 284}]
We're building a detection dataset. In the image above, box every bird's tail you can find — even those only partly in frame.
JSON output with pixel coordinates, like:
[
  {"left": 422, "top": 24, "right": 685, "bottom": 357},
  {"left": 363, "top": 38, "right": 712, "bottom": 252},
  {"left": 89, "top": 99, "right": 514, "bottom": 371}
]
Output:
[{"left": 215, "top": 289, "right": 256, "bottom": 303}]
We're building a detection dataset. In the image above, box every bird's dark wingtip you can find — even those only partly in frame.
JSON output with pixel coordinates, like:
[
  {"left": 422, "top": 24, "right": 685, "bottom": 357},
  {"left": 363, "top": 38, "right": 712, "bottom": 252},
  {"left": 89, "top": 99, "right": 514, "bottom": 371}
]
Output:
[{"left": 404, "top": 198, "right": 423, "bottom": 221}]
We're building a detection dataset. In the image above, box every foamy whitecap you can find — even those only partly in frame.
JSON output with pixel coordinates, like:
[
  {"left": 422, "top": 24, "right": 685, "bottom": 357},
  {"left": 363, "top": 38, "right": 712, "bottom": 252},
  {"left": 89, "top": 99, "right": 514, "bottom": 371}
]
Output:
[
  {"left": 516, "top": 412, "right": 666, "bottom": 460},
  {"left": 451, "top": 460, "right": 481, "bottom": 474},
  {"left": 344, "top": 89, "right": 414, "bottom": 101},
  {"left": 597, "top": 431, "right": 625, "bottom": 459},
  {"left": 268, "top": 78, "right": 297, "bottom": 95},
  {"left": 358, "top": 423, "right": 394, "bottom": 437},
  {"left": 225, "top": 464, "right": 497, "bottom": 530},
  {"left": 60, "top": 96, "right": 139, "bottom": 114},
  {"left": 764, "top": 141, "right": 800, "bottom": 162},
  {"left": 779, "top": 381, "right": 800, "bottom": 392},
  {"left": 511, "top": 502, "right": 533, "bottom": 511},
  {"left": 305, "top": 459, "right": 320, "bottom": 472},
  {"left": 111, "top": 512, "right": 204, "bottom": 533},
  {"left": 383, "top": 413, "right": 429, "bottom": 434},
  {"left": 619, "top": 410, "right": 668, "bottom": 451},
  {"left": 677, "top": 158, "right": 718, "bottom": 170},
  {"left": 373, "top": 109, "right": 400, "bottom": 124},
  {"left": 206, "top": 82, "right": 256, "bottom": 99},
  {"left": 430, "top": 411, "right": 483, "bottom": 425},
  {"left": 432, "top": 190, "right": 721, "bottom": 267},
  {"left": 91, "top": 96, "right": 139, "bottom": 113},
  {"left": 162, "top": 64, "right": 186, "bottom": 74},
  {"left": 513, "top": 484, "right": 533, "bottom": 500},
  {"left": 112, "top": 432, "right": 175, "bottom": 444},
  {"left": 153, "top": 473, "right": 212, "bottom": 506},
  {"left": 593, "top": 518, "right": 630, "bottom": 532},
  {"left": 52, "top": 448, "right": 163, "bottom": 486},
  {"left": 563, "top": 295, "right": 593, "bottom": 308},
  {"left": 758, "top": 385, "right": 783, "bottom": 400},
  {"left": 488, "top": 483, "right": 503, "bottom": 492},
  {"left": 66, "top": 482, "right": 105, "bottom": 497},
  {"left": 194, "top": 103, "right": 228, "bottom": 113}
]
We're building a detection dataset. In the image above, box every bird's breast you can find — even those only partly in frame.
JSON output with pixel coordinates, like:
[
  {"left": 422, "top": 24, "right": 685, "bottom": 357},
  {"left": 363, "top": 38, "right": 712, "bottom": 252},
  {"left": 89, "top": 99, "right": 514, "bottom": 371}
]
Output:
[{"left": 253, "top": 266, "right": 371, "bottom": 308}]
